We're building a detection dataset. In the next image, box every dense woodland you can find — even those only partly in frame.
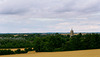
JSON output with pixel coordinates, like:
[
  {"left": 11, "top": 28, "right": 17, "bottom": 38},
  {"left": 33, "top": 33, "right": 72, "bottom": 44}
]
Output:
[{"left": 0, "top": 33, "right": 100, "bottom": 53}]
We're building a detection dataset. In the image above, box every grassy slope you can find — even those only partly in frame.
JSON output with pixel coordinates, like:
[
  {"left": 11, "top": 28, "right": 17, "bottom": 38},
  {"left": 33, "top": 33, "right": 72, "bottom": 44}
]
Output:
[{"left": 1, "top": 49, "right": 100, "bottom": 57}]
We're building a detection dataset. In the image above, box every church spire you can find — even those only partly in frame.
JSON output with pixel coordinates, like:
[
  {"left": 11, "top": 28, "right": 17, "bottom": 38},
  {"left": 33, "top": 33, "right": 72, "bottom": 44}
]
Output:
[{"left": 70, "top": 29, "right": 74, "bottom": 37}]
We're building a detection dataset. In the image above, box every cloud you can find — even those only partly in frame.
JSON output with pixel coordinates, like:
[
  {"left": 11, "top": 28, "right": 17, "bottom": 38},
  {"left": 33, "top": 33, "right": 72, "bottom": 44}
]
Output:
[
  {"left": 0, "top": 0, "right": 100, "bottom": 32},
  {"left": 0, "top": 0, "right": 33, "bottom": 14},
  {"left": 53, "top": 0, "right": 100, "bottom": 20},
  {"left": 0, "top": 0, "right": 99, "bottom": 16}
]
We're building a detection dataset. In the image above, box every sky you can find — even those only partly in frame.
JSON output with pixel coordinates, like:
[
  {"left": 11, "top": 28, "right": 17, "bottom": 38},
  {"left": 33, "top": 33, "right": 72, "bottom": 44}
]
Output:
[{"left": 0, "top": 0, "right": 100, "bottom": 33}]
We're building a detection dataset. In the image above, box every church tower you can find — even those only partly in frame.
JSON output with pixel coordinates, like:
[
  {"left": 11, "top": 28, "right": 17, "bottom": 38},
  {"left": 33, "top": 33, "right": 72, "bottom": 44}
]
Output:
[{"left": 70, "top": 29, "right": 74, "bottom": 37}]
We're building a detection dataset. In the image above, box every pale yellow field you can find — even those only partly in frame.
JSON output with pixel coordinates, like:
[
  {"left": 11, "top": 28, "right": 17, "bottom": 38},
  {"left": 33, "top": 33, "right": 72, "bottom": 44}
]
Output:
[{"left": 1, "top": 49, "right": 100, "bottom": 57}]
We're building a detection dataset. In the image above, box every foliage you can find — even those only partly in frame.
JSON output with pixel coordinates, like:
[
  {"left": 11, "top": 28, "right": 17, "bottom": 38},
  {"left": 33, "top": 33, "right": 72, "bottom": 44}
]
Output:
[
  {"left": 33, "top": 33, "right": 100, "bottom": 52},
  {"left": 0, "top": 48, "right": 29, "bottom": 55},
  {"left": 0, "top": 33, "right": 100, "bottom": 52}
]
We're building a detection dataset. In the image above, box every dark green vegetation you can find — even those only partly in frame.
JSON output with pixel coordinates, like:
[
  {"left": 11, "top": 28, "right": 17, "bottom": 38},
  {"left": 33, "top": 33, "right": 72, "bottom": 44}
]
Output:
[
  {"left": 0, "top": 33, "right": 100, "bottom": 53},
  {"left": 0, "top": 38, "right": 32, "bottom": 48},
  {"left": 0, "top": 48, "right": 34, "bottom": 55},
  {"left": 0, "top": 50, "right": 14, "bottom": 55},
  {"left": 33, "top": 33, "right": 100, "bottom": 52},
  {"left": 0, "top": 34, "right": 39, "bottom": 48}
]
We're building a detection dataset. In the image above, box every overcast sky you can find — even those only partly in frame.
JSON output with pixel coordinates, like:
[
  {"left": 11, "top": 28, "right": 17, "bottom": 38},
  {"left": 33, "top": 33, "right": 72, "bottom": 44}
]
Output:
[{"left": 0, "top": 0, "right": 100, "bottom": 33}]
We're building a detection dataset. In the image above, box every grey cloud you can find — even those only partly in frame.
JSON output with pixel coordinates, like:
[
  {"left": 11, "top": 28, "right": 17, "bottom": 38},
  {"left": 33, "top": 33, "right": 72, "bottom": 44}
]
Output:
[
  {"left": 0, "top": 8, "right": 28, "bottom": 14},
  {"left": 55, "top": 0, "right": 100, "bottom": 14},
  {"left": 0, "top": 0, "right": 100, "bottom": 32},
  {"left": 0, "top": 0, "right": 100, "bottom": 17},
  {"left": 0, "top": 0, "right": 34, "bottom": 14}
]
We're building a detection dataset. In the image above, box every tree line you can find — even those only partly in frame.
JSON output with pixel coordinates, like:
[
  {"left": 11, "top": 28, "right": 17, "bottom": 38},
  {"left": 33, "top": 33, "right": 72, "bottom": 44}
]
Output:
[
  {"left": 33, "top": 33, "right": 100, "bottom": 52},
  {"left": 0, "top": 38, "right": 33, "bottom": 48},
  {"left": 0, "top": 33, "right": 100, "bottom": 52},
  {"left": 0, "top": 48, "right": 34, "bottom": 55}
]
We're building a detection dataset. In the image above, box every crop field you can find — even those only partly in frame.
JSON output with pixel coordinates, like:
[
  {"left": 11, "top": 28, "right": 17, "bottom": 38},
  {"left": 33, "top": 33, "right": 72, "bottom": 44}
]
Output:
[{"left": 1, "top": 49, "right": 100, "bottom": 57}]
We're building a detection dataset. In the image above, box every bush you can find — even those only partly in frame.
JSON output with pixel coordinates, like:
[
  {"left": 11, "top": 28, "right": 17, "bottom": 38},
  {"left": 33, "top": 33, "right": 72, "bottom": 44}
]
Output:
[
  {"left": 0, "top": 48, "right": 29, "bottom": 55},
  {"left": 15, "top": 49, "right": 21, "bottom": 54},
  {"left": 0, "top": 49, "right": 14, "bottom": 55},
  {"left": 24, "top": 48, "right": 28, "bottom": 53},
  {"left": 54, "top": 48, "right": 63, "bottom": 51},
  {"left": 15, "top": 49, "right": 28, "bottom": 54},
  {"left": 27, "top": 47, "right": 33, "bottom": 51}
]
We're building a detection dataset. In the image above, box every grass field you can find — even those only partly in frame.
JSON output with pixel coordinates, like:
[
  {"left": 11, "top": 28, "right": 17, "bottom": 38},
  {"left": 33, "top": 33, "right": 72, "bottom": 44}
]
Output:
[{"left": 1, "top": 49, "right": 100, "bottom": 57}]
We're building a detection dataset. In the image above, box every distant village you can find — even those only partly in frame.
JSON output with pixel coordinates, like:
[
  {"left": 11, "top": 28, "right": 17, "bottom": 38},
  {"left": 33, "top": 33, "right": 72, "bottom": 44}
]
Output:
[{"left": 12, "top": 29, "right": 87, "bottom": 37}]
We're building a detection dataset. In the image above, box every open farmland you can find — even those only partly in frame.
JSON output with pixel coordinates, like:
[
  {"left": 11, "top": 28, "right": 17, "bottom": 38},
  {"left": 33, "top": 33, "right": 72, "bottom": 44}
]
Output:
[{"left": 1, "top": 49, "right": 100, "bottom": 57}]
